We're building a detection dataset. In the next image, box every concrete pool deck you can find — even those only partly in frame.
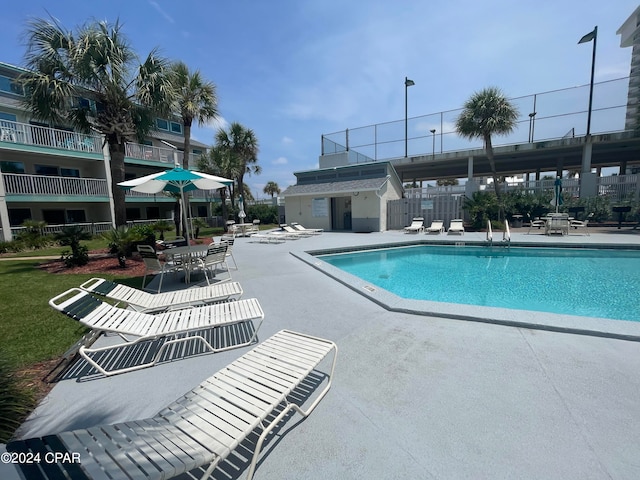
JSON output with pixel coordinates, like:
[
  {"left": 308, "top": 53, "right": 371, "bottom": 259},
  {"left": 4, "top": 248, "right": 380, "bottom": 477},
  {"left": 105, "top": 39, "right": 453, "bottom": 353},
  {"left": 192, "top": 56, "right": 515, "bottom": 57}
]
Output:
[{"left": 3, "top": 228, "right": 640, "bottom": 479}]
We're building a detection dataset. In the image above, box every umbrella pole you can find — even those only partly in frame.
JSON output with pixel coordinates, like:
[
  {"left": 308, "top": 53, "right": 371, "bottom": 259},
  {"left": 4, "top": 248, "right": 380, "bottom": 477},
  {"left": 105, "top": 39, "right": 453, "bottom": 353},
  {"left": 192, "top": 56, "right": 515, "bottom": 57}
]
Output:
[{"left": 181, "top": 187, "right": 192, "bottom": 247}]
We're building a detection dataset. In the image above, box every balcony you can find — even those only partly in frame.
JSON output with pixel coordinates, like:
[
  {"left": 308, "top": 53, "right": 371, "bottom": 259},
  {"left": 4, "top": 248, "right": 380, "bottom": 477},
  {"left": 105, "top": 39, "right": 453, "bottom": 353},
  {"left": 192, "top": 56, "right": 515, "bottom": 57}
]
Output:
[
  {"left": 0, "top": 120, "right": 102, "bottom": 154},
  {"left": 3, "top": 173, "right": 109, "bottom": 197},
  {"left": 125, "top": 142, "right": 200, "bottom": 168}
]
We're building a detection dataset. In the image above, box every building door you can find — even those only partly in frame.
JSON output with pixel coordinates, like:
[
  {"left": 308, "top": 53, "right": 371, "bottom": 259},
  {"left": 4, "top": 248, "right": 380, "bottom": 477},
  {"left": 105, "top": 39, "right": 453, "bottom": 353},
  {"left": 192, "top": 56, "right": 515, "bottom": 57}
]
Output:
[{"left": 330, "top": 197, "right": 352, "bottom": 231}]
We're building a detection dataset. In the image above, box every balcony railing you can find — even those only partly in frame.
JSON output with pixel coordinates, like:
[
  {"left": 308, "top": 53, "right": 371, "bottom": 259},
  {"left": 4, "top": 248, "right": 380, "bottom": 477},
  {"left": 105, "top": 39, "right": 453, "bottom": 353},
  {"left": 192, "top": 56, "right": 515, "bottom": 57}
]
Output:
[
  {"left": 125, "top": 142, "right": 201, "bottom": 168},
  {"left": 3, "top": 173, "right": 109, "bottom": 196},
  {"left": 0, "top": 120, "right": 102, "bottom": 153}
]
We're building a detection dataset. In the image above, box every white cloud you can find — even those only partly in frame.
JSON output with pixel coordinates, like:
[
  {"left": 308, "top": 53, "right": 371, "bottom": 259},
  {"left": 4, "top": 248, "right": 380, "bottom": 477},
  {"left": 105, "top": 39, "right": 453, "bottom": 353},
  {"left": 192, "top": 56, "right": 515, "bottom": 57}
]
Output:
[
  {"left": 272, "top": 157, "right": 288, "bottom": 165},
  {"left": 148, "top": 1, "right": 175, "bottom": 24},
  {"left": 282, "top": 136, "right": 294, "bottom": 145}
]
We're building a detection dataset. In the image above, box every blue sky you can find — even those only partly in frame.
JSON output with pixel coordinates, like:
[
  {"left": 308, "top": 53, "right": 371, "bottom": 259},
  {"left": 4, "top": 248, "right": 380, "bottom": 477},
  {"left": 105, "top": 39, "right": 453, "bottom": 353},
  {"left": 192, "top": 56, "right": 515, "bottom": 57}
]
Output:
[{"left": 0, "top": 1, "right": 637, "bottom": 196}]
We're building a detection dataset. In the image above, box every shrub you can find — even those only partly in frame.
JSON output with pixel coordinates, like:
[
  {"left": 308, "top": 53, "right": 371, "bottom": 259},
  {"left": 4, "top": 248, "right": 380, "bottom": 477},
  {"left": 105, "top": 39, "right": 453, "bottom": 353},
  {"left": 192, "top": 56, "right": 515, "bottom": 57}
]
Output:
[
  {"left": 103, "top": 226, "right": 146, "bottom": 267},
  {"left": 55, "top": 225, "right": 92, "bottom": 267},
  {"left": 0, "top": 355, "right": 35, "bottom": 443},
  {"left": 247, "top": 204, "right": 278, "bottom": 224}
]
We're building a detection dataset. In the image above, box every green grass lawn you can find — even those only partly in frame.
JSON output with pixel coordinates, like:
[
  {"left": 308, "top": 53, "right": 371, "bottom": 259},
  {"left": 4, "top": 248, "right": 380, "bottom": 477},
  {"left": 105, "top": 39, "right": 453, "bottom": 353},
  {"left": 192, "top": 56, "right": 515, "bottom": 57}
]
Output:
[{"left": 0, "top": 259, "right": 143, "bottom": 368}]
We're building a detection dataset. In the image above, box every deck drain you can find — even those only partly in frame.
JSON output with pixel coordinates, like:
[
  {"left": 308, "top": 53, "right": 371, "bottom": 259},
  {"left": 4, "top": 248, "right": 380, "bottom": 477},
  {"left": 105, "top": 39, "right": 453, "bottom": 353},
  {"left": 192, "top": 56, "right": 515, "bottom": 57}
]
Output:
[{"left": 363, "top": 285, "right": 376, "bottom": 292}]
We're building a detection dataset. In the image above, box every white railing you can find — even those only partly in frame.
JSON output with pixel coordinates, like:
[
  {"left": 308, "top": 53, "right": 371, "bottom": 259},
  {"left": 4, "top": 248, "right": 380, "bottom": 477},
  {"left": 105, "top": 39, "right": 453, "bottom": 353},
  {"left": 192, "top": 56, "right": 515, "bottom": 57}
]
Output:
[
  {"left": 598, "top": 174, "right": 639, "bottom": 201},
  {"left": 10, "top": 221, "right": 114, "bottom": 237},
  {"left": 125, "top": 143, "right": 176, "bottom": 164},
  {"left": 0, "top": 120, "right": 102, "bottom": 153},
  {"left": 3, "top": 173, "right": 109, "bottom": 196},
  {"left": 125, "top": 143, "right": 200, "bottom": 168}
]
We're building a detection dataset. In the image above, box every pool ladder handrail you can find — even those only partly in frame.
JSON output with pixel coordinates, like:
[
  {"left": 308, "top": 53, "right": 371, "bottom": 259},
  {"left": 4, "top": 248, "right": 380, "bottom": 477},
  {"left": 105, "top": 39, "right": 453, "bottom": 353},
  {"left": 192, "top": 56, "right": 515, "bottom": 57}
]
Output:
[
  {"left": 503, "top": 220, "right": 511, "bottom": 246},
  {"left": 486, "top": 220, "right": 493, "bottom": 245}
]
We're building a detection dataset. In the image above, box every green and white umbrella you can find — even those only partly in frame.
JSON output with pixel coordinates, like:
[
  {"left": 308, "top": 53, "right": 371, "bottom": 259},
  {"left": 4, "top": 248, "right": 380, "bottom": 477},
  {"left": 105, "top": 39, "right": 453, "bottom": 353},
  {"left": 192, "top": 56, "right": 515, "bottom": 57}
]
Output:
[
  {"left": 551, "top": 176, "right": 563, "bottom": 213},
  {"left": 119, "top": 167, "right": 233, "bottom": 245}
]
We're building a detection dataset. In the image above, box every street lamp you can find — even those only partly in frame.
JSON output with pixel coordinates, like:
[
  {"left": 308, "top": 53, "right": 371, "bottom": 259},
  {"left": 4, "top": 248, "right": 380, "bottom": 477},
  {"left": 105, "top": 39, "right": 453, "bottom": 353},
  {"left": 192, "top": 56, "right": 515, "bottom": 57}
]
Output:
[
  {"left": 578, "top": 26, "right": 597, "bottom": 137},
  {"left": 528, "top": 112, "right": 536, "bottom": 143},
  {"left": 404, "top": 76, "right": 415, "bottom": 157},
  {"left": 430, "top": 129, "right": 436, "bottom": 157}
]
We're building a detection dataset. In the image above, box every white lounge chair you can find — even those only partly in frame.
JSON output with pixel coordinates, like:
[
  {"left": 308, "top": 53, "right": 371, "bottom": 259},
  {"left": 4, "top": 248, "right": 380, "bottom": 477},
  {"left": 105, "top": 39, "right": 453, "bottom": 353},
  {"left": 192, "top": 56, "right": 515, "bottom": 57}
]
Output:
[
  {"left": 7, "top": 330, "right": 337, "bottom": 480},
  {"left": 404, "top": 217, "right": 424, "bottom": 233},
  {"left": 291, "top": 222, "right": 323, "bottom": 234},
  {"left": 249, "top": 232, "right": 286, "bottom": 243},
  {"left": 49, "top": 288, "right": 264, "bottom": 376},
  {"left": 79, "top": 277, "right": 243, "bottom": 313},
  {"left": 425, "top": 219, "right": 444, "bottom": 234},
  {"left": 281, "top": 224, "right": 312, "bottom": 237},
  {"left": 448, "top": 219, "right": 465, "bottom": 235}
]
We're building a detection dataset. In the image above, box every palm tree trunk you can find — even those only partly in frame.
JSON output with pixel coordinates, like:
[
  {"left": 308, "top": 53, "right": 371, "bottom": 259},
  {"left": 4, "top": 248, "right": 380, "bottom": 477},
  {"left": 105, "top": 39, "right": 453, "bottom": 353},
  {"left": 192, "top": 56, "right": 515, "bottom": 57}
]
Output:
[
  {"left": 109, "top": 141, "right": 127, "bottom": 226},
  {"left": 484, "top": 134, "right": 501, "bottom": 199},
  {"left": 183, "top": 123, "right": 192, "bottom": 169}
]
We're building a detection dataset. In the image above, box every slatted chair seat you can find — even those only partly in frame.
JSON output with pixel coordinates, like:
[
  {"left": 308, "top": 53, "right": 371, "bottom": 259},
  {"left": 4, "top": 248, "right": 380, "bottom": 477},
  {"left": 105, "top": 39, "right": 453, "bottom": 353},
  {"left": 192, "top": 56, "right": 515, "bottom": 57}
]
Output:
[
  {"left": 49, "top": 288, "right": 264, "bottom": 376},
  {"left": 7, "top": 330, "right": 337, "bottom": 480},
  {"left": 80, "top": 277, "right": 243, "bottom": 313}
]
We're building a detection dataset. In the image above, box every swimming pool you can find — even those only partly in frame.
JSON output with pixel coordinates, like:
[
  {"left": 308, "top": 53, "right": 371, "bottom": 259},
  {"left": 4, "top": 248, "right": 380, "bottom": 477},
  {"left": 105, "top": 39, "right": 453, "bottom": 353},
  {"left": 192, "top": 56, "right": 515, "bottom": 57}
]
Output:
[{"left": 318, "top": 245, "right": 640, "bottom": 322}]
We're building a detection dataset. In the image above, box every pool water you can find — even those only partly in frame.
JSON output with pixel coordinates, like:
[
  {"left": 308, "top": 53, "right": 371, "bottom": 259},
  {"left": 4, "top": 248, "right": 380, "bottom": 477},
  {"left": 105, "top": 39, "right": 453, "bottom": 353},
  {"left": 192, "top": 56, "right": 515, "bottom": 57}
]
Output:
[{"left": 318, "top": 245, "right": 640, "bottom": 322}]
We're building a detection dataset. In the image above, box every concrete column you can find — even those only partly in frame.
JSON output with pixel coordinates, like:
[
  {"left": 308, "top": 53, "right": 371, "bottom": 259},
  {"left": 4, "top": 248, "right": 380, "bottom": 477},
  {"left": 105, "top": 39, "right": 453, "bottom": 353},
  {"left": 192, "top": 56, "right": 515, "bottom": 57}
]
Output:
[
  {"left": 467, "top": 155, "right": 474, "bottom": 181},
  {"left": 0, "top": 169, "right": 12, "bottom": 241},
  {"left": 620, "top": 160, "right": 628, "bottom": 175},
  {"left": 581, "top": 139, "right": 593, "bottom": 174},
  {"left": 102, "top": 138, "right": 116, "bottom": 228},
  {"left": 556, "top": 157, "right": 564, "bottom": 178}
]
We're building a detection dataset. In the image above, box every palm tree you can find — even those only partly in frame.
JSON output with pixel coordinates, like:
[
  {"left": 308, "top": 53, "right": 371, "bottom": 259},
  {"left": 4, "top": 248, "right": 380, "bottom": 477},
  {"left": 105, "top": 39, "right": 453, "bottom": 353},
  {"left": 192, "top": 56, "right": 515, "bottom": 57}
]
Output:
[
  {"left": 198, "top": 145, "right": 241, "bottom": 226},
  {"left": 263, "top": 181, "right": 281, "bottom": 198},
  {"left": 214, "top": 122, "right": 261, "bottom": 206},
  {"left": 455, "top": 87, "right": 519, "bottom": 198},
  {"left": 170, "top": 61, "right": 218, "bottom": 170},
  {"left": 21, "top": 17, "right": 174, "bottom": 226}
]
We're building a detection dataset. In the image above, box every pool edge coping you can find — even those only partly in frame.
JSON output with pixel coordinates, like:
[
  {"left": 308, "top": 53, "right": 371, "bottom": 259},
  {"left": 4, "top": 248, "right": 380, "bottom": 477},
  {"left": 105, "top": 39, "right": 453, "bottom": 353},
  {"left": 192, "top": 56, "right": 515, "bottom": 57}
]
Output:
[{"left": 292, "top": 240, "right": 640, "bottom": 343}]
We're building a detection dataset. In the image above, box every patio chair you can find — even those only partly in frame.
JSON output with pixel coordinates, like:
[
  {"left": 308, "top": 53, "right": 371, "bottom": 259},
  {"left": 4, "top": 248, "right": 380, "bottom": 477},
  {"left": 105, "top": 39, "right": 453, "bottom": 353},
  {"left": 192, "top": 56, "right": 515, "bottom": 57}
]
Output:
[
  {"left": 220, "top": 233, "right": 238, "bottom": 269},
  {"left": 7, "top": 330, "right": 336, "bottom": 480},
  {"left": 425, "top": 219, "right": 445, "bottom": 234},
  {"left": 527, "top": 216, "right": 547, "bottom": 234},
  {"left": 570, "top": 212, "right": 593, "bottom": 236},
  {"left": 197, "top": 243, "right": 232, "bottom": 285},
  {"left": 137, "top": 244, "right": 180, "bottom": 293},
  {"left": 290, "top": 222, "right": 323, "bottom": 234},
  {"left": 79, "top": 277, "right": 243, "bottom": 313},
  {"left": 447, "top": 219, "right": 465, "bottom": 235},
  {"left": 404, "top": 217, "right": 425, "bottom": 233},
  {"left": 49, "top": 288, "right": 264, "bottom": 376}
]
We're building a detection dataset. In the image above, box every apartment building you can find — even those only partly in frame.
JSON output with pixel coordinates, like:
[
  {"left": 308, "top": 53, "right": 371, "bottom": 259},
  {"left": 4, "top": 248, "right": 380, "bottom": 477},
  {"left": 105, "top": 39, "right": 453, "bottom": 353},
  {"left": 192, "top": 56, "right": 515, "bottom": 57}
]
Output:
[{"left": 0, "top": 61, "right": 214, "bottom": 241}]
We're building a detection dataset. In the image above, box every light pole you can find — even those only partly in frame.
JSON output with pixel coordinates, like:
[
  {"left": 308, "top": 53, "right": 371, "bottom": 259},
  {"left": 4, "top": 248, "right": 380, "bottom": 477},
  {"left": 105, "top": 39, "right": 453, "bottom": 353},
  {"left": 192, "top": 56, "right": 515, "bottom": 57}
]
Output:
[
  {"left": 528, "top": 112, "right": 536, "bottom": 143},
  {"left": 578, "top": 26, "right": 597, "bottom": 137},
  {"left": 578, "top": 26, "right": 597, "bottom": 179},
  {"left": 430, "top": 129, "right": 436, "bottom": 158},
  {"left": 404, "top": 76, "right": 415, "bottom": 157}
]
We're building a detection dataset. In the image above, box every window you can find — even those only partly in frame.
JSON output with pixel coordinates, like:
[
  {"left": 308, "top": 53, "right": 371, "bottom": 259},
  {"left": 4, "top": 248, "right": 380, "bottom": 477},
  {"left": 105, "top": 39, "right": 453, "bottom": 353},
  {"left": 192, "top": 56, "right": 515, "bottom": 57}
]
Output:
[
  {"left": 66, "top": 210, "right": 86, "bottom": 223},
  {"left": 126, "top": 208, "right": 142, "bottom": 221},
  {"left": 35, "top": 165, "right": 59, "bottom": 176},
  {"left": 60, "top": 168, "right": 80, "bottom": 178},
  {"left": 43, "top": 210, "right": 66, "bottom": 225},
  {"left": 170, "top": 122, "right": 182, "bottom": 134},
  {"left": 146, "top": 207, "right": 160, "bottom": 219},
  {"left": 156, "top": 118, "right": 169, "bottom": 131},
  {"left": 0, "top": 111, "right": 17, "bottom": 123},
  {"left": 8, "top": 208, "right": 31, "bottom": 226},
  {"left": 0, "top": 161, "right": 25, "bottom": 174},
  {"left": 0, "top": 76, "right": 24, "bottom": 96}
]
